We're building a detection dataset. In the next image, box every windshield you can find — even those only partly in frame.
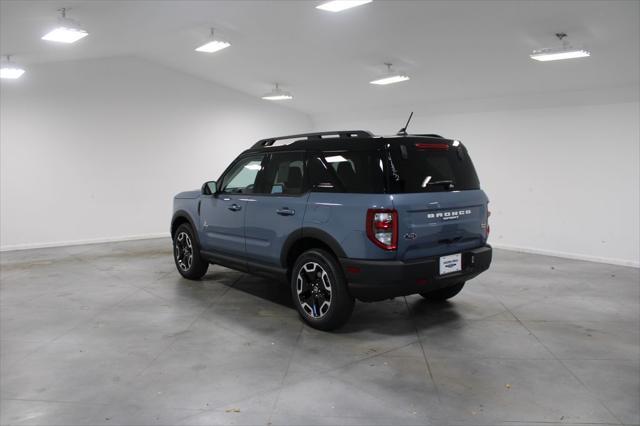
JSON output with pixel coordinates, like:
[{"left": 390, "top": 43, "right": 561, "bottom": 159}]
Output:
[{"left": 385, "top": 140, "right": 480, "bottom": 193}]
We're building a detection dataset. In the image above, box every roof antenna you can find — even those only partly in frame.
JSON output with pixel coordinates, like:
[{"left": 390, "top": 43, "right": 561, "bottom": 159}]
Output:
[{"left": 397, "top": 112, "right": 413, "bottom": 136}]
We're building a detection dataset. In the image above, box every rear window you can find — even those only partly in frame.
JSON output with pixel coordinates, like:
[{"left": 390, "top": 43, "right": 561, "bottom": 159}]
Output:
[
  {"left": 386, "top": 140, "right": 480, "bottom": 193},
  {"left": 309, "top": 150, "right": 385, "bottom": 193},
  {"left": 261, "top": 152, "right": 305, "bottom": 195}
]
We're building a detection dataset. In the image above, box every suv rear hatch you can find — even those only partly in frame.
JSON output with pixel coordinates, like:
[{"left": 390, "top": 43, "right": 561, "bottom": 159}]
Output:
[{"left": 385, "top": 138, "right": 489, "bottom": 260}]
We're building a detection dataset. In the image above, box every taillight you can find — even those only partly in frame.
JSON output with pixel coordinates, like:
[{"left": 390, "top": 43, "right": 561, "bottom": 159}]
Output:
[
  {"left": 482, "top": 209, "right": 491, "bottom": 238},
  {"left": 366, "top": 209, "right": 398, "bottom": 251}
]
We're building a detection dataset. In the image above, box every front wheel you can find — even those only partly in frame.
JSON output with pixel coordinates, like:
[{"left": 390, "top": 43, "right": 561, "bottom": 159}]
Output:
[
  {"left": 291, "top": 249, "right": 354, "bottom": 331},
  {"left": 420, "top": 282, "right": 465, "bottom": 302},
  {"left": 173, "top": 224, "right": 208, "bottom": 280}
]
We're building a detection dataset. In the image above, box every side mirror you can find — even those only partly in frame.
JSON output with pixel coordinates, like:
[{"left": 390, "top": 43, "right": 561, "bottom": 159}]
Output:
[{"left": 202, "top": 181, "right": 217, "bottom": 195}]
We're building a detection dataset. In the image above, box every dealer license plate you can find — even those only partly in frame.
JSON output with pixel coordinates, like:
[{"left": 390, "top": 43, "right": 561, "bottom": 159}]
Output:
[{"left": 439, "top": 253, "right": 462, "bottom": 275}]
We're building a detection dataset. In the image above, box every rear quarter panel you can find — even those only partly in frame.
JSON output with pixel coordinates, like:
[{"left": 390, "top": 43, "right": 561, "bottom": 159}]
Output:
[{"left": 304, "top": 193, "right": 397, "bottom": 260}]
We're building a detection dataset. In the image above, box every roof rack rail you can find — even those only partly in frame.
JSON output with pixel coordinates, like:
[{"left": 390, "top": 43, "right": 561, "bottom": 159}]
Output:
[{"left": 252, "top": 130, "right": 373, "bottom": 149}]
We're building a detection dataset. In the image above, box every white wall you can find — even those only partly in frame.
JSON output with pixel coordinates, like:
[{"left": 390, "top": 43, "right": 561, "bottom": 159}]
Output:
[
  {"left": 314, "top": 99, "right": 640, "bottom": 267},
  {"left": 2, "top": 57, "right": 638, "bottom": 267},
  {"left": 0, "top": 56, "right": 312, "bottom": 250}
]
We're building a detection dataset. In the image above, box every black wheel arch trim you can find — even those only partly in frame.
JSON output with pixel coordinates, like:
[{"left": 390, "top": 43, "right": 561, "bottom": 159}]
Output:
[
  {"left": 171, "top": 210, "right": 201, "bottom": 246},
  {"left": 280, "top": 227, "right": 348, "bottom": 268}
]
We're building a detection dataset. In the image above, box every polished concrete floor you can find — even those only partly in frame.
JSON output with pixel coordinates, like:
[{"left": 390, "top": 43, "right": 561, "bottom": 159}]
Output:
[{"left": 0, "top": 238, "right": 638, "bottom": 426}]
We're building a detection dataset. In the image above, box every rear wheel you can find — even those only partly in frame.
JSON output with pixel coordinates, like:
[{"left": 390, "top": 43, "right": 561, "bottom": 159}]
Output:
[
  {"left": 291, "top": 249, "right": 354, "bottom": 331},
  {"left": 420, "top": 282, "right": 465, "bottom": 302},
  {"left": 173, "top": 223, "right": 208, "bottom": 280}
]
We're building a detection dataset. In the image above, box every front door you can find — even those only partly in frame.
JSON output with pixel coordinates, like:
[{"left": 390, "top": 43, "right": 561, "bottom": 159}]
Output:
[{"left": 199, "top": 154, "right": 265, "bottom": 260}]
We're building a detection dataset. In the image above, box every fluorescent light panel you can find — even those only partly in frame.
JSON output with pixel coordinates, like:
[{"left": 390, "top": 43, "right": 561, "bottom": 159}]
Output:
[
  {"left": 0, "top": 67, "right": 25, "bottom": 79},
  {"left": 316, "top": 0, "right": 372, "bottom": 12},
  {"left": 195, "top": 40, "right": 231, "bottom": 53},
  {"left": 370, "top": 74, "right": 410, "bottom": 85},
  {"left": 262, "top": 94, "right": 293, "bottom": 101},
  {"left": 42, "top": 26, "right": 88, "bottom": 43},
  {"left": 530, "top": 48, "right": 590, "bottom": 61}
]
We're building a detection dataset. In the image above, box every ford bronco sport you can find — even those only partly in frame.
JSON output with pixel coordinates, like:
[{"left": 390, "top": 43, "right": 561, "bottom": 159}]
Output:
[{"left": 171, "top": 129, "right": 492, "bottom": 330}]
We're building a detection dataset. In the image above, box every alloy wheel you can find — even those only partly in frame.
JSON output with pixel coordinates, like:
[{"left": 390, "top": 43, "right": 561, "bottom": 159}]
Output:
[
  {"left": 296, "top": 262, "right": 332, "bottom": 318},
  {"left": 174, "top": 231, "right": 193, "bottom": 272}
]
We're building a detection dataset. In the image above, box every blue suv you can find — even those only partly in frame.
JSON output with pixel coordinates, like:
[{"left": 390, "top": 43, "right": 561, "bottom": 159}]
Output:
[{"left": 171, "top": 130, "right": 492, "bottom": 330}]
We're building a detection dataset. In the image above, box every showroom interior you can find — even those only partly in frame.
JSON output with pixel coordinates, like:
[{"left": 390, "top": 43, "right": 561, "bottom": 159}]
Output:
[{"left": 0, "top": 0, "right": 639, "bottom": 425}]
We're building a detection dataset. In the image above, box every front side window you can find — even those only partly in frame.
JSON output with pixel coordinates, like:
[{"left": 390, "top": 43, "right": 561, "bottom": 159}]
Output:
[
  {"left": 220, "top": 155, "right": 265, "bottom": 194},
  {"left": 262, "top": 152, "right": 306, "bottom": 195}
]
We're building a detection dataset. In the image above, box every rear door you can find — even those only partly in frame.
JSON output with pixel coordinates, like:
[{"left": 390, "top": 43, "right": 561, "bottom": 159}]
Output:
[
  {"left": 386, "top": 139, "right": 489, "bottom": 260},
  {"left": 244, "top": 151, "right": 309, "bottom": 268}
]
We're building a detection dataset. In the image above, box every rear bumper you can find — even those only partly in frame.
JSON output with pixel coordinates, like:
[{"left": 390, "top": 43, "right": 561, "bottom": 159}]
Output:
[{"left": 340, "top": 245, "right": 492, "bottom": 301}]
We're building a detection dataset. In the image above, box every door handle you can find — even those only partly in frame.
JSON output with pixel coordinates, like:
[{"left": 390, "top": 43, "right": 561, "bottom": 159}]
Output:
[
  {"left": 228, "top": 203, "right": 242, "bottom": 212},
  {"left": 276, "top": 208, "right": 295, "bottom": 216}
]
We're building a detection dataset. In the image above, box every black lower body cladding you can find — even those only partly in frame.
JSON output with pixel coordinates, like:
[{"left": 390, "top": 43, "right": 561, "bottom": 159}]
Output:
[{"left": 340, "top": 245, "right": 492, "bottom": 301}]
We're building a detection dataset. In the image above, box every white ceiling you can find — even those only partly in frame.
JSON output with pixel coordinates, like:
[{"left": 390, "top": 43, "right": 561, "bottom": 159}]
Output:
[{"left": 1, "top": 0, "right": 639, "bottom": 115}]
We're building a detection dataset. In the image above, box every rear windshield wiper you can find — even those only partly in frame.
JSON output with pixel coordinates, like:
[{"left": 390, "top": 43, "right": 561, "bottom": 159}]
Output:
[{"left": 423, "top": 179, "right": 455, "bottom": 190}]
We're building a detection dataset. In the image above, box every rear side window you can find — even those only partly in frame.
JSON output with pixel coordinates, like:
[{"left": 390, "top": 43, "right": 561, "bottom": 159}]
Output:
[
  {"left": 309, "top": 150, "right": 385, "bottom": 193},
  {"left": 387, "top": 141, "right": 480, "bottom": 193},
  {"left": 261, "top": 151, "right": 306, "bottom": 195}
]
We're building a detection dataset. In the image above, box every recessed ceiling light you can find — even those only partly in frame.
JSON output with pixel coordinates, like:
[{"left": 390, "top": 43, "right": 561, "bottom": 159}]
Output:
[
  {"left": 0, "top": 55, "right": 25, "bottom": 79},
  {"left": 370, "top": 63, "right": 410, "bottom": 85},
  {"left": 530, "top": 33, "right": 590, "bottom": 62},
  {"left": 41, "top": 8, "right": 88, "bottom": 44},
  {"left": 316, "top": 0, "right": 372, "bottom": 12},
  {"left": 195, "top": 28, "right": 231, "bottom": 53},
  {"left": 262, "top": 83, "right": 293, "bottom": 101}
]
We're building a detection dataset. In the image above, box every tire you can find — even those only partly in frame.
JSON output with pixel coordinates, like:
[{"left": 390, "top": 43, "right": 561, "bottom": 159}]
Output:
[
  {"left": 291, "top": 249, "right": 355, "bottom": 331},
  {"left": 173, "top": 223, "right": 208, "bottom": 280},
  {"left": 420, "top": 282, "right": 465, "bottom": 302}
]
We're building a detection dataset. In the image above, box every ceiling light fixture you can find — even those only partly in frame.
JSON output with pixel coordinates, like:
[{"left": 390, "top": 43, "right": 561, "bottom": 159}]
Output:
[
  {"left": 41, "top": 8, "right": 89, "bottom": 44},
  {"left": 0, "top": 55, "right": 26, "bottom": 80},
  {"left": 262, "top": 83, "right": 293, "bottom": 101},
  {"left": 195, "top": 28, "right": 231, "bottom": 53},
  {"left": 530, "top": 33, "right": 590, "bottom": 62},
  {"left": 370, "top": 63, "right": 410, "bottom": 85},
  {"left": 316, "top": 0, "right": 372, "bottom": 12}
]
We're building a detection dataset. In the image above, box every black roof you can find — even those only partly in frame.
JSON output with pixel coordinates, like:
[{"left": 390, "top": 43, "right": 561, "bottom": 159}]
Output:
[{"left": 245, "top": 130, "right": 452, "bottom": 154}]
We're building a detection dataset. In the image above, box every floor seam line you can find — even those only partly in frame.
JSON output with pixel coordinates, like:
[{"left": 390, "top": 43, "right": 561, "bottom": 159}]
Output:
[
  {"left": 404, "top": 296, "right": 442, "bottom": 405},
  {"left": 266, "top": 322, "right": 304, "bottom": 424},
  {"left": 125, "top": 273, "right": 244, "bottom": 384}
]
